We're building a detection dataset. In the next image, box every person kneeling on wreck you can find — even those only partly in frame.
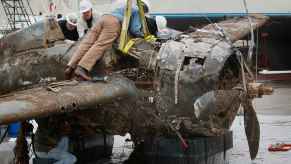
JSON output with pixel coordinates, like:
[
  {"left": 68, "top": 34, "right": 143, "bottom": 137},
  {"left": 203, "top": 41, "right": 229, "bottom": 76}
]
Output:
[
  {"left": 58, "top": 13, "right": 79, "bottom": 41},
  {"left": 65, "top": 0, "right": 151, "bottom": 80}
]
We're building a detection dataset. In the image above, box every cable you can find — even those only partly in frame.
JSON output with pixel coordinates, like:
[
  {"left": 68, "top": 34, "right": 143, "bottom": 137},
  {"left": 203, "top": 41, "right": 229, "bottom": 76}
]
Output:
[
  {"left": 242, "top": 0, "right": 260, "bottom": 82},
  {"left": 197, "top": 4, "right": 257, "bottom": 84},
  {"left": 0, "top": 126, "right": 8, "bottom": 144},
  {"left": 31, "top": 133, "right": 39, "bottom": 159},
  {"left": 242, "top": 0, "right": 255, "bottom": 63},
  {"left": 255, "top": 29, "right": 259, "bottom": 81},
  {"left": 192, "top": 2, "right": 232, "bottom": 43}
]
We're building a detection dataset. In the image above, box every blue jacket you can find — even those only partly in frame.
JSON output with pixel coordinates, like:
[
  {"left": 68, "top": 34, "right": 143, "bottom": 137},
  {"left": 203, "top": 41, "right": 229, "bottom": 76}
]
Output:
[{"left": 111, "top": 6, "right": 143, "bottom": 37}]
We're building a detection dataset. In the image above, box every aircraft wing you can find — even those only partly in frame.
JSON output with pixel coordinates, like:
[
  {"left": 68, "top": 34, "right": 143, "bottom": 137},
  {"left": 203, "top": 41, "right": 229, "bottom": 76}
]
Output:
[{"left": 0, "top": 76, "right": 137, "bottom": 125}]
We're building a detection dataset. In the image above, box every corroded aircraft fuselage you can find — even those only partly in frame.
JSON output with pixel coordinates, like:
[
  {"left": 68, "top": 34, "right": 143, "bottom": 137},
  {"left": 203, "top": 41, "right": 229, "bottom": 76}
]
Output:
[{"left": 0, "top": 15, "right": 271, "bottom": 161}]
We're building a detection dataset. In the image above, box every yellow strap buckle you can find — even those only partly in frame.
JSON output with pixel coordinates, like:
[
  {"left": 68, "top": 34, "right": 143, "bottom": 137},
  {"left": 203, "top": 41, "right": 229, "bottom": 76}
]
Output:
[
  {"left": 121, "top": 39, "right": 137, "bottom": 54},
  {"left": 119, "top": 0, "right": 157, "bottom": 55},
  {"left": 145, "top": 35, "right": 157, "bottom": 42}
]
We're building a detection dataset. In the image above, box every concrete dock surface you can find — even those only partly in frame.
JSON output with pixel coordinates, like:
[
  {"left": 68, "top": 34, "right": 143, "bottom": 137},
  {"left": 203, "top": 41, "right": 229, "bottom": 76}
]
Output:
[{"left": 230, "top": 81, "right": 291, "bottom": 164}]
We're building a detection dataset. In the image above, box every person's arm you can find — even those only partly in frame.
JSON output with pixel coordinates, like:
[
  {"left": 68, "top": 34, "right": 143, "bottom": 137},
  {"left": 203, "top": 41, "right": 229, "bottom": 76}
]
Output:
[
  {"left": 58, "top": 20, "right": 66, "bottom": 33},
  {"left": 72, "top": 29, "right": 79, "bottom": 41},
  {"left": 77, "top": 21, "right": 86, "bottom": 39}
]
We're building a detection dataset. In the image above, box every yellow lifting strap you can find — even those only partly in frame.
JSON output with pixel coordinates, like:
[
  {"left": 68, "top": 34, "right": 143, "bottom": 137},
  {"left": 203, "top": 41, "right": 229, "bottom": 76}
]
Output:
[
  {"left": 118, "top": 0, "right": 156, "bottom": 54},
  {"left": 118, "top": 0, "right": 132, "bottom": 52},
  {"left": 136, "top": 0, "right": 150, "bottom": 37}
]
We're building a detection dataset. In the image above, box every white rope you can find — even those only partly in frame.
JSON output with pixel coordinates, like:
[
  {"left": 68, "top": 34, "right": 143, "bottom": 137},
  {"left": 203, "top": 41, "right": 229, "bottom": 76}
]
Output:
[
  {"left": 255, "top": 29, "right": 259, "bottom": 81},
  {"left": 242, "top": 0, "right": 260, "bottom": 82},
  {"left": 241, "top": 55, "right": 248, "bottom": 92},
  {"left": 242, "top": 0, "right": 255, "bottom": 63},
  {"left": 235, "top": 49, "right": 248, "bottom": 91}
]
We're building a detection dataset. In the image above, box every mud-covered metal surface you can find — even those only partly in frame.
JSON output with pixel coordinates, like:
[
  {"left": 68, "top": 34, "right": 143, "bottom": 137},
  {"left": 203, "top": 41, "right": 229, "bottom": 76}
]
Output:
[
  {"left": 0, "top": 76, "right": 137, "bottom": 125},
  {"left": 155, "top": 39, "right": 232, "bottom": 117},
  {"left": 0, "top": 15, "right": 271, "bottom": 161},
  {"left": 0, "top": 44, "right": 70, "bottom": 93},
  {"left": 154, "top": 15, "right": 268, "bottom": 118},
  {"left": 0, "top": 18, "right": 64, "bottom": 53},
  {"left": 191, "top": 14, "right": 268, "bottom": 42},
  {"left": 0, "top": 18, "right": 66, "bottom": 93},
  {"left": 142, "top": 15, "right": 269, "bottom": 159}
]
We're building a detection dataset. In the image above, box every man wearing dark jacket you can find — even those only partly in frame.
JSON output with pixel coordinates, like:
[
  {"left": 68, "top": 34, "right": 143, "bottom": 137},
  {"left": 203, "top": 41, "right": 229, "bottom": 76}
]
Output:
[{"left": 58, "top": 14, "right": 79, "bottom": 41}]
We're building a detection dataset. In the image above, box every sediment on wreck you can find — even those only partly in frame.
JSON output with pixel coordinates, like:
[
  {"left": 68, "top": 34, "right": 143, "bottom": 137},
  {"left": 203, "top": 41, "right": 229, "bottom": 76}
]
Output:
[{"left": 0, "top": 15, "right": 270, "bottom": 163}]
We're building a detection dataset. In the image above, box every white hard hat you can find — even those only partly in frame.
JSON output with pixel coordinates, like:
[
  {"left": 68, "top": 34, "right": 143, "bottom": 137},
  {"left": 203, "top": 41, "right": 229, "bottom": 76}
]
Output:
[
  {"left": 66, "top": 13, "right": 78, "bottom": 26},
  {"left": 155, "top": 16, "right": 167, "bottom": 30},
  {"left": 141, "top": 0, "right": 151, "bottom": 12},
  {"left": 80, "top": 0, "right": 93, "bottom": 13}
]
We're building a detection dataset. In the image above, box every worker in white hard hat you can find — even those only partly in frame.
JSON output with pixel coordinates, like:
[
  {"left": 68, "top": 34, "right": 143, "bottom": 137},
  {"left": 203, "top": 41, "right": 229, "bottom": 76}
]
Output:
[
  {"left": 78, "top": 0, "right": 101, "bottom": 37},
  {"left": 65, "top": 0, "right": 152, "bottom": 80},
  {"left": 155, "top": 15, "right": 172, "bottom": 39},
  {"left": 58, "top": 13, "right": 79, "bottom": 41}
]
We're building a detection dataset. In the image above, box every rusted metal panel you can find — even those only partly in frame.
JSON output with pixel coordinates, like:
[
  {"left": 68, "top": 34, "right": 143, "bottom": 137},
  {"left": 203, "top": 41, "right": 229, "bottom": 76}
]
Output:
[
  {"left": 0, "top": 18, "right": 67, "bottom": 94},
  {"left": 0, "top": 15, "right": 269, "bottom": 94},
  {"left": 155, "top": 15, "right": 269, "bottom": 117},
  {"left": 0, "top": 43, "right": 72, "bottom": 94},
  {"left": 0, "top": 18, "right": 64, "bottom": 53},
  {"left": 0, "top": 15, "right": 271, "bottom": 161},
  {"left": 192, "top": 14, "right": 269, "bottom": 42},
  {"left": 0, "top": 76, "right": 137, "bottom": 125}
]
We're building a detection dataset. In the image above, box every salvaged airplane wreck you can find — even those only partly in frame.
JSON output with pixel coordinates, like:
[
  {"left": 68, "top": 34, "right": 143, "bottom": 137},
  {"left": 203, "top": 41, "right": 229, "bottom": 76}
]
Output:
[{"left": 0, "top": 14, "right": 272, "bottom": 163}]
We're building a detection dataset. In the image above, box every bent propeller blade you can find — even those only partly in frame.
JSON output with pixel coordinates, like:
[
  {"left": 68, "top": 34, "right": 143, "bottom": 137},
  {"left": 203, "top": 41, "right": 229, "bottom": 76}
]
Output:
[{"left": 243, "top": 99, "right": 260, "bottom": 160}]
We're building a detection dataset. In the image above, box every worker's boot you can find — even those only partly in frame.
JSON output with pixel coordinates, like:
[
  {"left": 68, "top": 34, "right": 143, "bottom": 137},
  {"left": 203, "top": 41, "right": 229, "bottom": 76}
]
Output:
[
  {"left": 74, "top": 66, "right": 92, "bottom": 81},
  {"left": 64, "top": 66, "right": 74, "bottom": 80}
]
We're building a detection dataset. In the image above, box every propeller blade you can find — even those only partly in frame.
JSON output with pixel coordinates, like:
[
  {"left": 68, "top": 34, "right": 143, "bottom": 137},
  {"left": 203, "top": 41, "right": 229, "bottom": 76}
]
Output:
[
  {"left": 193, "top": 90, "right": 242, "bottom": 131},
  {"left": 243, "top": 98, "right": 260, "bottom": 160}
]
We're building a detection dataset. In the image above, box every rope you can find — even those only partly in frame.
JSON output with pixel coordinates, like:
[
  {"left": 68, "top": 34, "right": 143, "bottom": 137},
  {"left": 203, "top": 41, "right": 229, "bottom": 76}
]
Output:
[
  {"left": 242, "top": 0, "right": 255, "bottom": 63},
  {"left": 240, "top": 55, "right": 248, "bottom": 91},
  {"left": 31, "top": 132, "right": 39, "bottom": 159},
  {"left": 235, "top": 49, "right": 250, "bottom": 91},
  {"left": 202, "top": 14, "right": 255, "bottom": 84},
  {"left": 255, "top": 29, "right": 259, "bottom": 81},
  {"left": 0, "top": 126, "right": 8, "bottom": 144},
  {"left": 201, "top": 7, "right": 257, "bottom": 84}
]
